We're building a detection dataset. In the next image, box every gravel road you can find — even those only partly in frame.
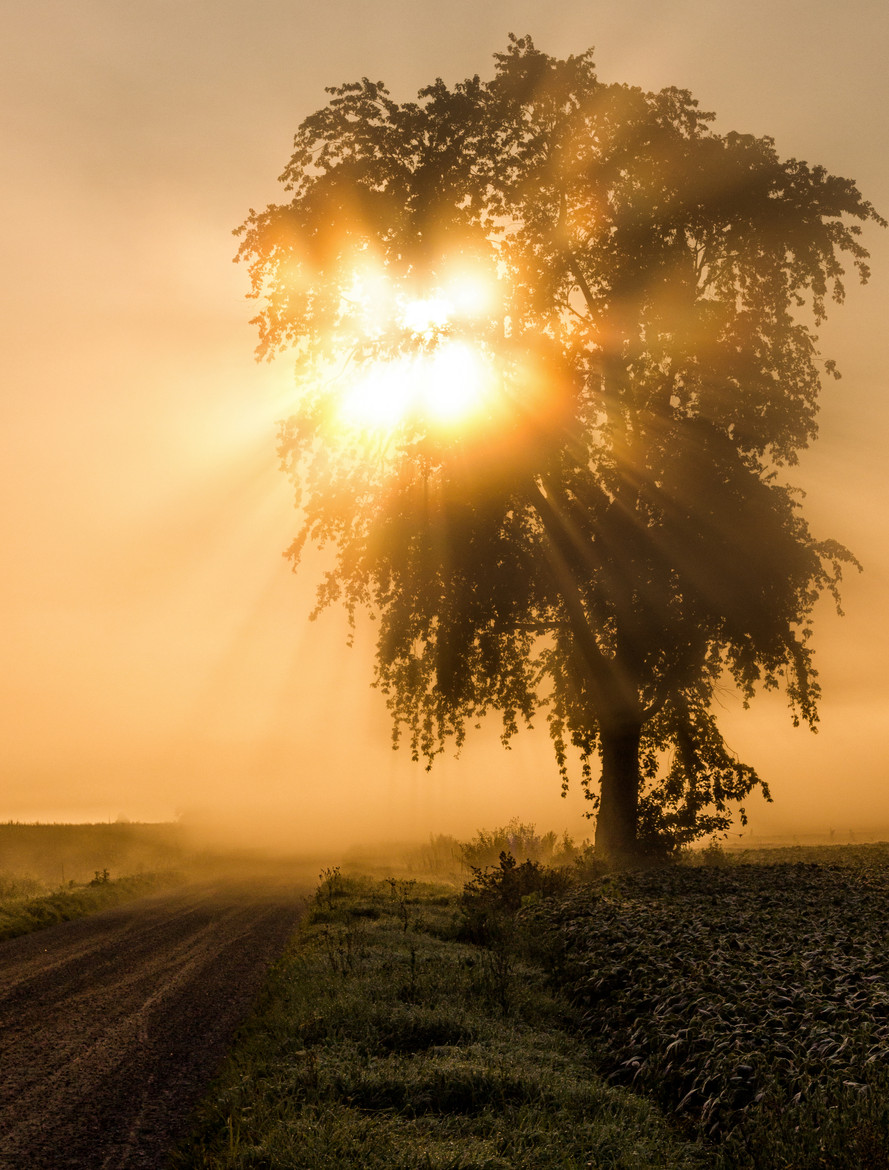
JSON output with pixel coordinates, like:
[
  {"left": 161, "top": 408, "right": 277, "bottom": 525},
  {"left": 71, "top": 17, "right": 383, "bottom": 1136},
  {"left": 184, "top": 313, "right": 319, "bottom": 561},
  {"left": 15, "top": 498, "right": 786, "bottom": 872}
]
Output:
[{"left": 0, "top": 878, "right": 307, "bottom": 1169}]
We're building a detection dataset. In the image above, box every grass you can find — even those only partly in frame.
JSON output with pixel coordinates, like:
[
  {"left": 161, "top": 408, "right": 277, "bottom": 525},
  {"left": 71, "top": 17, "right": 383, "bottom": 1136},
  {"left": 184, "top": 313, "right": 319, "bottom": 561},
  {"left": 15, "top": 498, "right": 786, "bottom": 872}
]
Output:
[
  {"left": 173, "top": 870, "right": 700, "bottom": 1169},
  {"left": 0, "top": 870, "right": 185, "bottom": 942}
]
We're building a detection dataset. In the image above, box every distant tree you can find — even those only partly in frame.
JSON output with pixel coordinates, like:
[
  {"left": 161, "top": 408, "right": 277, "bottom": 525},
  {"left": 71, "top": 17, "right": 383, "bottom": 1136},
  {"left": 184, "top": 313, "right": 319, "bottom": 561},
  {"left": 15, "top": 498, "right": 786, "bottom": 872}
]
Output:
[{"left": 237, "top": 36, "right": 884, "bottom": 858}]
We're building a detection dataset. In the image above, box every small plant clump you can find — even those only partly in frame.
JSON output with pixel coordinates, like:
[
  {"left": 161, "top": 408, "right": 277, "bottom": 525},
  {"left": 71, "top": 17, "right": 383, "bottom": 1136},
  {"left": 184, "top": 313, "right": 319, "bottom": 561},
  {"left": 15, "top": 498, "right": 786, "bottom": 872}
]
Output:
[{"left": 458, "top": 851, "right": 573, "bottom": 947}]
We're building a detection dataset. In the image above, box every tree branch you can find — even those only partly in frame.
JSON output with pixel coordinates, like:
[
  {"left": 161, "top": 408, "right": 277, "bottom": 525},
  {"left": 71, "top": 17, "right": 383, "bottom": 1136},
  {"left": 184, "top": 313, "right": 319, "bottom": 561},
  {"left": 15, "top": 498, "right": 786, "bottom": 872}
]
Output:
[{"left": 527, "top": 478, "right": 641, "bottom": 724}]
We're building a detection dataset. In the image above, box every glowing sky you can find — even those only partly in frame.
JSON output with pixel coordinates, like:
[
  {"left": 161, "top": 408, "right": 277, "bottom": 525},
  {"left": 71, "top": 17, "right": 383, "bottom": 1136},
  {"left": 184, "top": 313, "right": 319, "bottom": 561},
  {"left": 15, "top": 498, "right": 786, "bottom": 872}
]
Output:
[{"left": 2, "top": 1, "right": 887, "bottom": 847}]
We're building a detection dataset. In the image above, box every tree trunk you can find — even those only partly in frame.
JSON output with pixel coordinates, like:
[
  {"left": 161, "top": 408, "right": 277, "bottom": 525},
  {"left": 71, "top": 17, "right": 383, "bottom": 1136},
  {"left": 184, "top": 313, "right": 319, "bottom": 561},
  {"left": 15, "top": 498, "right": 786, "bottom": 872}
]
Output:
[{"left": 594, "top": 719, "right": 643, "bottom": 861}]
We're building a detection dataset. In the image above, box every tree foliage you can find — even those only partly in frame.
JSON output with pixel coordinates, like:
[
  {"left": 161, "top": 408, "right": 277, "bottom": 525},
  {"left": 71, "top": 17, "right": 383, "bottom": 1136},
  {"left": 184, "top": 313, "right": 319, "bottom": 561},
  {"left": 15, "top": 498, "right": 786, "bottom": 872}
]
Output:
[{"left": 237, "top": 36, "right": 883, "bottom": 856}]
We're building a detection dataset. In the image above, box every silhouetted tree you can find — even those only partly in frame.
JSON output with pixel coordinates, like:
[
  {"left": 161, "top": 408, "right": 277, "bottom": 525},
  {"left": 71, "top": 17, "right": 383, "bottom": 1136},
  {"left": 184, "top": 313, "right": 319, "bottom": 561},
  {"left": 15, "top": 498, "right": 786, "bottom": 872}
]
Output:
[{"left": 237, "top": 36, "right": 884, "bottom": 858}]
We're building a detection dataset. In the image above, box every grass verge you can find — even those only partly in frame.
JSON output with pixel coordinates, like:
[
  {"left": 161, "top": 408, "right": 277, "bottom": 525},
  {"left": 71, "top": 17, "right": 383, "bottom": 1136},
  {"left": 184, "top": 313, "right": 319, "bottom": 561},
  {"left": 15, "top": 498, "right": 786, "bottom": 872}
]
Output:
[
  {"left": 173, "top": 871, "right": 700, "bottom": 1169},
  {"left": 0, "top": 870, "right": 185, "bottom": 942}
]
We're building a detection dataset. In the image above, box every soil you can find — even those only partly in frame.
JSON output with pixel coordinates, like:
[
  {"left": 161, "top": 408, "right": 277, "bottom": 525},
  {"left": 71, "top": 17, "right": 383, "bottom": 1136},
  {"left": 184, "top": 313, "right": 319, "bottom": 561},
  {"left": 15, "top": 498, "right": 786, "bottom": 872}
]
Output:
[{"left": 0, "top": 876, "right": 307, "bottom": 1168}]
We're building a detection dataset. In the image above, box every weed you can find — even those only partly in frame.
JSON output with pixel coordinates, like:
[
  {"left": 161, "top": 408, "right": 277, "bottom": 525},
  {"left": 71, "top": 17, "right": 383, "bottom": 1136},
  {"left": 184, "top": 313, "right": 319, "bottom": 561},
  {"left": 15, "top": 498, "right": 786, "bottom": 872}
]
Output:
[
  {"left": 319, "top": 919, "right": 368, "bottom": 976},
  {"left": 316, "top": 866, "right": 343, "bottom": 912},
  {"left": 459, "top": 851, "right": 571, "bottom": 947},
  {"left": 385, "top": 876, "right": 417, "bottom": 933}
]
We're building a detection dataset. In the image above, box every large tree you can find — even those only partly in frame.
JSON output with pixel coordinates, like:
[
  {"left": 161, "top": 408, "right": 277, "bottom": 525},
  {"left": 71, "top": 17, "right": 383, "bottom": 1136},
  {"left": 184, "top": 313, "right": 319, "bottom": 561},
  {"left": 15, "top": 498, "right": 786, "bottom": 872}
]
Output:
[{"left": 237, "top": 36, "right": 884, "bottom": 858}]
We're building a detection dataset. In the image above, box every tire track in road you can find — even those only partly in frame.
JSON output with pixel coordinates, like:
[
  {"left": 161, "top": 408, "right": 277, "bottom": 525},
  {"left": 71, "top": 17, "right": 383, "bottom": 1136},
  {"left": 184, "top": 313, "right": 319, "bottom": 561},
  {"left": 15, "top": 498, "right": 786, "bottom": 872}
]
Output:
[{"left": 0, "top": 879, "right": 306, "bottom": 1169}]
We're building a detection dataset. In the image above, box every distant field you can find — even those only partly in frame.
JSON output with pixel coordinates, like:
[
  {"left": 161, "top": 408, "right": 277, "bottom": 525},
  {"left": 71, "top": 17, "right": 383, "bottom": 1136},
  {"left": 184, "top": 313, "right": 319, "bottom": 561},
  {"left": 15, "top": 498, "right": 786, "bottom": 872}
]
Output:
[
  {"left": 0, "top": 821, "right": 186, "bottom": 886},
  {"left": 0, "top": 822, "right": 189, "bottom": 942}
]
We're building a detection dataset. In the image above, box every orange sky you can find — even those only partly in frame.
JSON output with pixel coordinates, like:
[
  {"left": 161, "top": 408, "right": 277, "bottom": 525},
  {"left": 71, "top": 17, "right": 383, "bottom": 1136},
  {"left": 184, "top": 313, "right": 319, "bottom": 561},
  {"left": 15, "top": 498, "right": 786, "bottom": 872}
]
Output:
[{"left": 1, "top": 1, "right": 887, "bottom": 849}]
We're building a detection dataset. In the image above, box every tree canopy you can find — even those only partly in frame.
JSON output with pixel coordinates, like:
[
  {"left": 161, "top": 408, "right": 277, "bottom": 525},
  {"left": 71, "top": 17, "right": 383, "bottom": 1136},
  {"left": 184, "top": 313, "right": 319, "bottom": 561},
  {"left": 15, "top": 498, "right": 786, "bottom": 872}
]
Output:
[{"left": 237, "top": 36, "right": 884, "bottom": 857}]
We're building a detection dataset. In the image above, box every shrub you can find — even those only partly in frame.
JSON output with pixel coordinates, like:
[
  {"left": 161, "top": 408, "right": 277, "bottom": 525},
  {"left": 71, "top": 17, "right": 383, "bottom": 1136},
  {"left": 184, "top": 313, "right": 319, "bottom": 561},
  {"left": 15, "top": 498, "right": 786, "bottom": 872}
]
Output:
[
  {"left": 459, "top": 852, "right": 572, "bottom": 947},
  {"left": 459, "top": 820, "right": 589, "bottom": 871}
]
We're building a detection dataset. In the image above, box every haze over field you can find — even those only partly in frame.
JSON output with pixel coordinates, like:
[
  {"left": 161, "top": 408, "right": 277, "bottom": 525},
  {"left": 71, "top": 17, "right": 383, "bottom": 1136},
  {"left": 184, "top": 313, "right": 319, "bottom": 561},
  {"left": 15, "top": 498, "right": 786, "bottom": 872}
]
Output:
[{"left": 2, "top": 1, "right": 887, "bottom": 850}]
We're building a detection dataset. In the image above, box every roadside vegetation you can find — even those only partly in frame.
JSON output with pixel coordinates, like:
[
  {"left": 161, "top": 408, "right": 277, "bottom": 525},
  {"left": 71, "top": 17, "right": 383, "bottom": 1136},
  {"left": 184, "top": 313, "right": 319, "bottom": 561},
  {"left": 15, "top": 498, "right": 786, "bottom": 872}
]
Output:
[
  {"left": 0, "top": 869, "right": 185, "bottom": 942},
  {"left": 174, "top": 866, "right": 700, "bottom": 1169}
]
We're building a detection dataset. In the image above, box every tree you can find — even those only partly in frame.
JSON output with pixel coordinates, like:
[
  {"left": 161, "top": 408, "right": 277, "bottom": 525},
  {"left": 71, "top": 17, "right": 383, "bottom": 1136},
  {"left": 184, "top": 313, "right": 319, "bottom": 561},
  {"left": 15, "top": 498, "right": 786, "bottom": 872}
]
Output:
[{"left": 236, "top": 36, "right": 884, "bottom": 859}]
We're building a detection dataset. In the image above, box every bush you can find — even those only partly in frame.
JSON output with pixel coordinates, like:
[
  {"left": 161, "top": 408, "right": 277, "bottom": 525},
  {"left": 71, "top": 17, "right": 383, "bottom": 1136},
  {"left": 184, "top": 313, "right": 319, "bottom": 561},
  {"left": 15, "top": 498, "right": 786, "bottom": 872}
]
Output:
[
  {"left": 459, "top": 820, "right": 589, "bottom": 871},
  {"left": 459, "top": 852, "right": 572, "bottom": 947}
]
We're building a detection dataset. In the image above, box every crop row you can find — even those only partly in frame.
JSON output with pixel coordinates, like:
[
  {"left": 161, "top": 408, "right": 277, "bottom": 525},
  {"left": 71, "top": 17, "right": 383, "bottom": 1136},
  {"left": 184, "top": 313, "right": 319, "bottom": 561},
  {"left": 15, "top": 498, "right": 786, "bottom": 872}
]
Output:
[{"left": 521, "top": 860, "right": 889, "bottom": 1155}]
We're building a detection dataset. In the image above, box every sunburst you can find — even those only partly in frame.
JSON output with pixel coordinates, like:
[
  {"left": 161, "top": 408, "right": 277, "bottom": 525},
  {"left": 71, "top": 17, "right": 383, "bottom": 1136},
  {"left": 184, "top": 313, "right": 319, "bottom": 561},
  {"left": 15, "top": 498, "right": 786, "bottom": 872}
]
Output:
[{"left": 337, "top": 272, "right": 498, "bottom": 433}]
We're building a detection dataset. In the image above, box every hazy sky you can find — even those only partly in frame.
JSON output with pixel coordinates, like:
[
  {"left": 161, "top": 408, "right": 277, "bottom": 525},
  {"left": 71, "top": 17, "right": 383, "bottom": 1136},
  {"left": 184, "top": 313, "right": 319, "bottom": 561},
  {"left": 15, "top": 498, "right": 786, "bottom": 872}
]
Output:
[{"left": 2, "top": 0, "right": 888, "bottom": 847}]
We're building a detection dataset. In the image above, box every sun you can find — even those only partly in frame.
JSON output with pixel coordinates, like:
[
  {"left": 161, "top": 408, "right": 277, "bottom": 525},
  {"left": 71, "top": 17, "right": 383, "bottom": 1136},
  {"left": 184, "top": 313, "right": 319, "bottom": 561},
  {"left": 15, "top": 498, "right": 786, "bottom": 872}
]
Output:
[
  {"left": 337, "top": 272, "right": 498, "bottom": 433},
  {"left": 341, "top": 340, "right": 494, "bottom": 430}
]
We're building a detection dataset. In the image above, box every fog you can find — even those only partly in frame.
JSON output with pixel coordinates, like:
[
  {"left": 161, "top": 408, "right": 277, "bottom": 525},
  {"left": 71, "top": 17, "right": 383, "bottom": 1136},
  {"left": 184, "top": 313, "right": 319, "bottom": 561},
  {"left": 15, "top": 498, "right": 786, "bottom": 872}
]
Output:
[{"left": 2, "top": 1, "right": 888, "bottom": 852}]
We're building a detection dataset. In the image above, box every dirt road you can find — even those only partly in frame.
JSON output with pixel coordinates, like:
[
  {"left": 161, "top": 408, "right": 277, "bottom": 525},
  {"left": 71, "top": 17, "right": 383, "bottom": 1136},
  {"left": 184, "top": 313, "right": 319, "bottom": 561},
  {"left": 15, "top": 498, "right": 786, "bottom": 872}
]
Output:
[{"left": 0, "top": 879, "right": 306, "bottom": 1168}]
